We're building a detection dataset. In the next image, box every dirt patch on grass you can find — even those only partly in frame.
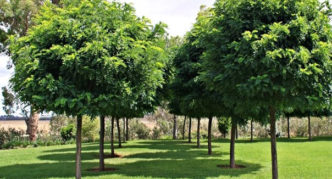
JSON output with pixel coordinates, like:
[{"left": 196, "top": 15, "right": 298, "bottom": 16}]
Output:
[
  {"left": 217, "top": 164, "right": 246, "bottom": 169},
  {"left": 104, "top": 153, "right": 123, "bottom": 158}
]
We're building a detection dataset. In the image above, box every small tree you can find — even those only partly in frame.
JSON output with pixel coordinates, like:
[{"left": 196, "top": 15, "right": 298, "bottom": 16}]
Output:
[{"left": 218, "top": 117, "right": 230, "bottom": 138}]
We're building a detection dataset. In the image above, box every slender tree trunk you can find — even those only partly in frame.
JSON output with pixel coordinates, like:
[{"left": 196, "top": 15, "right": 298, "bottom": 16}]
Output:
[
  {"left": 173, "top": 115, "right": 177, "bottom": 140},
  {"left": 188, "top": 117, "right": 192, "bottom": 143},
  {"left": 76, "top": 115, "right": 82, "bottom": 179},
  {"left": 116, "top": 118, "right": 122, "bottom": 148},
  {"left": 287, "top": 116, "right": 290, "bottom": 139},
  {"left": 123, "top": 118, "right": 126, "bottom": 143},
  {"left": 197, "top": 118, "right": 201, "bottom": 148},
  {"left": 126, "top": 118, "right": 129, "bottom": 141},
  {"left": 235, "top": 125, "right": 238, "bottom": 139},
  {"left": 27, "top": 106, "right": 39, "bottom": 142},
  {"left": 208, "top": 116, "right": 213, "bottom": 155},
  {"left": 52, "top": 0, "right": 60, "bottom": 4},
  {"left": 110, "top": 117, "right": 115, "bottom": 157},
  {"left": 230, "top": 120, "right": 236, "bottom": 168},
  {"left": 223, "top": 133, "right": 226, "bottom": 138},
  {"left": 308, "top": 115, "right": 312, "bottom": 141},
  {"left": 182, "top": 116, "right": 186, "bottom": 140},
  {"left": 250, "top": 120, "right": 253, "bottom": 142},
  {"left": 269, "top": 107, "right": 278, "bottom": 179},
  {"left": 99, "top": 116, "right": 105, "bottom": 171}
]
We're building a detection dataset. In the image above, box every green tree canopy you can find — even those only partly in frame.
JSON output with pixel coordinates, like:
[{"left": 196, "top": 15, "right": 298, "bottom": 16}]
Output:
[
  {"left": 9, "top": 0, "right": 166, "bottom": 117},
  {"left": 201, "top": 0, "right": 331, "bottom": 177}
]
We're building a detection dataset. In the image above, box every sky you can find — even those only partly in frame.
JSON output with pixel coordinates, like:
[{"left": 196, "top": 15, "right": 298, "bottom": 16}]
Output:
[{"left": 0, "top": 0, "right": 216, "bottom": 115}]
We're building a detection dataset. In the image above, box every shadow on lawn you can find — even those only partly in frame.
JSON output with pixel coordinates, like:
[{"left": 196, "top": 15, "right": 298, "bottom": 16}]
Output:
[
  {"left": 0, "top": 159, "right": 261, "bottom": 179},
  {"left": 0, "top": 140, "right": 263, "bottom": 178}
]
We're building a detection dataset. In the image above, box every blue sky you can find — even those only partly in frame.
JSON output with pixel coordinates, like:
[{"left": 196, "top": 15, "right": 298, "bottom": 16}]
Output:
[{"left": 0, "top": 0, "right": 215, "bottom": 115}]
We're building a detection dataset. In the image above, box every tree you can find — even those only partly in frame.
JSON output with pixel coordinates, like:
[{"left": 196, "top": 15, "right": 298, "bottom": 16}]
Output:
[
  {"left": 170, "top": 6, "right": 223, "bottom": 154},
  {"left": 202, "top": 0, "right": 331, "bottom": 177},
  {"left": 9, "top": 0, "right": 166, "bottom": 178},
  {"left": 1, "top": 86, "right": 15, "bottom": 115},
  {"left": 1, "top": 0, "right": 50, "bottom": 142},
  {"left": 217, "top": 117, "right": 230, "bottom": 138}
]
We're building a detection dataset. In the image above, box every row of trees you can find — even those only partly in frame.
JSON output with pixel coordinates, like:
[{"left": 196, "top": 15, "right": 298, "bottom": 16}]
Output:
[{"left": 1, "top": 0, "right": 331, "bottom": 179}]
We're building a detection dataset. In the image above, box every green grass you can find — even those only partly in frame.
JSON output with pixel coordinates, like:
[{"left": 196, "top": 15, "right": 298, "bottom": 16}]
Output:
[{"left": 0, "top": 137, "right": 331, "bottom": 179}]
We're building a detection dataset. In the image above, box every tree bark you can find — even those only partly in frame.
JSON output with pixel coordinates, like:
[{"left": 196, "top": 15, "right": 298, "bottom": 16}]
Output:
[
  {"left": 308, "top": 115, "right": 312, "bottom": 141},
  {"left": 110, "top": 117, "right": 115, "bottom": 157},
  {"left": 126, "top": 118, "right": 129, "bottom": 141},
  {"left": 197, "top": 118, "right": 201, "bottom": 148},
  {"left": 99, "top": 116, "right": 105, "bottom": 171},
  {"left": 173, "top": 115, "right": 177, "bottom": 140},
  {"left": 270, "top": 107, "right": 278, "bottom": 179},
  {"left": 28, "top": 108, "right": 39, "bottom": 142},
  {"left": 116, "top": 118, "right": 122, "bottom": 148},
  {"left": 230, "top": 120, "right": 236, "bottom": 168},
  {"left": 52, "top": 0, "right": 60, "bottom": 4},
  {"left": 188, "top": 117, "right": 192, "bottom": 143},
  {"left": 76, "top": 115, "right": 82, "bottom": 179},
  {"left": 235, "top": 125, "right": 238, "bottom": 139},
  {"left": 123, "top": 118, "right": 126, "bottom": 143},
  {"left": 250, "top": 120, "right": 253, "bottom": 142},
  {"left": 208, "top": 116, "right": 213, "bottom": 155},
  {"left": 287, "top": 116, "right": 290, "bottom": 139},
  {"left": 182, "top": 116, "right": 186, "bottom": 140}
]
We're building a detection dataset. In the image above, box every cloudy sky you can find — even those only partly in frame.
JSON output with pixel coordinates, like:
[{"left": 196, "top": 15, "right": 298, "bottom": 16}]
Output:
[{"left": 0, "top": 0, "right": 215, "bottom": 115}]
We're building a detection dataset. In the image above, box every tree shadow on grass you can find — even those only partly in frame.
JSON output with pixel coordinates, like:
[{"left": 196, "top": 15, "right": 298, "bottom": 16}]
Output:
[
  {"left": 0, "top": 159, "right": 261, "bottom": 179},
  {"left": 44, "top": 140, "right": 195, "bottom": 153}
]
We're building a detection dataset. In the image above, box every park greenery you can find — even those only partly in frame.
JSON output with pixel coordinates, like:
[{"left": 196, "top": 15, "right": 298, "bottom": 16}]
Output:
[{"left": 0, "top": 0, "right": 331, "bottom": 179}]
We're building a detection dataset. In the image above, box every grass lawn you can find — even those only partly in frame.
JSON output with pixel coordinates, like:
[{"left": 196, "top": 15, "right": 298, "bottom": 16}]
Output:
[{"left": 0, "top": 137, "right": 331, "bottom": 179}]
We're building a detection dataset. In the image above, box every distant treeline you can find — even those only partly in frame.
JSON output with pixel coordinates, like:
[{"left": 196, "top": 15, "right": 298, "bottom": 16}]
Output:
[{"left": 0, "top": 115, "right": 51, "bottom": 121}]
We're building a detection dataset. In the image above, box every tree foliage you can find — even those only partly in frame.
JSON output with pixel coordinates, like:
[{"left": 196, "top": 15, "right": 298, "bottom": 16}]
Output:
[
  {"left": 9, "top": 0, "right": 167, "bottom": 117},
  {"left": 202, "top": 0, "right": 332, "bottom": 115}
]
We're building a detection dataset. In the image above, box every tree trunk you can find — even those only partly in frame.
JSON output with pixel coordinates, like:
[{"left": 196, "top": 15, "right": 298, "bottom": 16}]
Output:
[
  {"left": 123, "top": 118, "right": 126, "bottom": 143},
  {"left": 99, "top": 116, "right": 105, "bottom": 171},
  {"left": 197, "top": 118, "right": 201, "bottom": 148},
  {"left": 126, "top": 118, "right": 129, "bottom": 141},
  {"left": 27, "top": 106, "right": 39, "bottom": 142},
  {"left": 208, "top": 116, "right": 213, "bottom": 155},
  {"left": 308, "top": 115, "right": 312, "bottom": 141},
  {"left": 223, "top": 133, "right": 226, "bottom": 138},
  {"left": 52, "top": 0, "right": 60, "bottom": 4},
  {"left": 250, "top": 120, "right": 253, "bottom": 142},
  {"left": 230, "top": 120, "right": 236, "bottom": 168},
  {"left": 173, "top": 115, "right": 177, "bottom": 140},
  {"left": 116, "top": 118, "right": 122, "bottom": 148},
  {"left": 188, "top": 117, "right": 192, "bottom": 143},
  {"left": 110, "top": 117, "right": 115, "bottom": 157},
  {"left": 235, "top": 125, "right": 238, "bottom": 139},
  {"left": 269, "top": 107, "right": 278, "bottom": 179},
  {"left": 76, "top": 115, "right": 82, "bottom": 179},
  {"left": 182, "top": 116, "right": 186, "bottom": 140},
  {"left": 287, "top": 116, "right": 290, "bottom": 139}
]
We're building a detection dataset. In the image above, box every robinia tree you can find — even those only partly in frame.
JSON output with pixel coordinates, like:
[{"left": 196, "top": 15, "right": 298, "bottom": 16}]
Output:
[
  {"left": 9, "top": 0, "right": 166, "bottom": 178},
  {"left": 202, "top": 0, "right": 331, "bottom": 178}
]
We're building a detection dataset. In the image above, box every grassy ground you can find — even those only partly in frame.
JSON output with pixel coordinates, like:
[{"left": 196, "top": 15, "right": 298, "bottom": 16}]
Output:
[{"left": 0, "top": 137, "right": 331, "bottom": 179}]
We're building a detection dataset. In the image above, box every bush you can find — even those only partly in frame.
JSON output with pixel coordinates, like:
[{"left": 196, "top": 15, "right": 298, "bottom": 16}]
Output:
[
  {"left": 50, "top": 115, "right": 75, "bottom": 136},
  {"left": 152, "top": 127, "right": 161, "bottom": 139},
  {"left": 60, "top": 124, "right": 75, "bottom": 141},
  {"left": 82, "top": 116, "right": 99, "bottom": 142},
  {"left": 130, "top": 120, "right": 150, "bottom": 139}
]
